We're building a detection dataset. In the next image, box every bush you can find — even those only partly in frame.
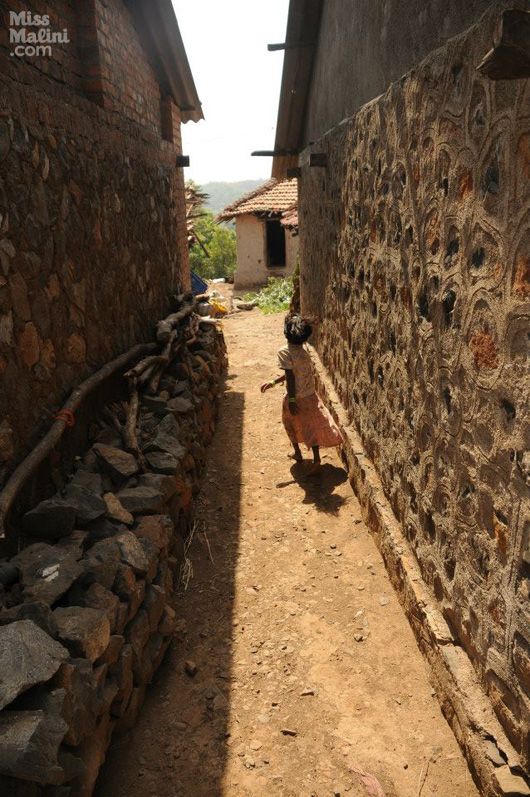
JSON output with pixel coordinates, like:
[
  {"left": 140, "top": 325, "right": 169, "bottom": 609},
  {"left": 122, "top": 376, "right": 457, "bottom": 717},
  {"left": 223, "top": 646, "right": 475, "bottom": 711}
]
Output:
[{"left": 244, "top": 276, "right": 294, "bottom": 315}]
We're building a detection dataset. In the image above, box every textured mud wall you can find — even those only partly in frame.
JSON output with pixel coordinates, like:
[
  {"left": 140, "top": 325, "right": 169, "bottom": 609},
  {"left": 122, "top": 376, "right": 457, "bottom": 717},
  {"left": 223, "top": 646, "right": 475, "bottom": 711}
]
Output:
[
  {"left": 0, "top": 0, "right": 190, "bottom": 479},
  {"left": 299, "top": 8, "right": 530, "bottom": 767}
]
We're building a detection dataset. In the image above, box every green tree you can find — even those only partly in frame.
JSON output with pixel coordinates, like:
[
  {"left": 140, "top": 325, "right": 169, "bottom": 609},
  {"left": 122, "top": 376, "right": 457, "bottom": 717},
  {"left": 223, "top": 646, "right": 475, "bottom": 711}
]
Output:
[{"left": 187, "top": 183, "right": 236, "bottom": 279}]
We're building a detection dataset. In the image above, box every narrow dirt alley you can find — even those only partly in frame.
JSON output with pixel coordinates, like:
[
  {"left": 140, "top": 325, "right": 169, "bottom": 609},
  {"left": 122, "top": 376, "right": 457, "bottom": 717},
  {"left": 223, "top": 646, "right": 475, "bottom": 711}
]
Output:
[{"left": 96, "top": 311, "right": 478, "bottom": 797}]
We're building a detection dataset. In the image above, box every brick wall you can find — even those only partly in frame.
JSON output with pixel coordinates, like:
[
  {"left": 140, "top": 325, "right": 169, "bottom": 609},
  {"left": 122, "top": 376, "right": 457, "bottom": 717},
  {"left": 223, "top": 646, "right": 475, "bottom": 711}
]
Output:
[
  {"left": 0, "top": 1, "right": 84, "bottom": 90},
  {"left": 92, "top": 0, "right": 161, "bottom": 133},
  {"left": 0, "top": 0, "right": 191, "bottom": 478},
  {"left": 299, "top": 5, "right": 530, "bottom": 767}
]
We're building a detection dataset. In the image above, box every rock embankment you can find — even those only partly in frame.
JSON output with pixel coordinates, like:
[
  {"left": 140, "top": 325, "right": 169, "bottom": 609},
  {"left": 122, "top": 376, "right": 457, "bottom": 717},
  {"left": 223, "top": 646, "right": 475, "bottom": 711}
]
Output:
[{"left": 0, "top": 322, "right": 226, "bottom": 796}]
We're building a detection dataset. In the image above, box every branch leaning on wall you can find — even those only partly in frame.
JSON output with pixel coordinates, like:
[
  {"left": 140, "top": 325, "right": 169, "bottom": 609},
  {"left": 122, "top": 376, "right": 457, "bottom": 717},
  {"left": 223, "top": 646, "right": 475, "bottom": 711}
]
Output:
[{"left": 0, "top": 292, "right": 219, "bottom": 540}]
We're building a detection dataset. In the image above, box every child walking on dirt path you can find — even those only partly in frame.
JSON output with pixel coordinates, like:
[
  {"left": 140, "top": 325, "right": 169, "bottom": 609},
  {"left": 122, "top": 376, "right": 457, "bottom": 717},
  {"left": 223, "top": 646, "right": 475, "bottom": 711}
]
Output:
[{"left": 261, "top": 314, "right": 344, "bottom": 474}]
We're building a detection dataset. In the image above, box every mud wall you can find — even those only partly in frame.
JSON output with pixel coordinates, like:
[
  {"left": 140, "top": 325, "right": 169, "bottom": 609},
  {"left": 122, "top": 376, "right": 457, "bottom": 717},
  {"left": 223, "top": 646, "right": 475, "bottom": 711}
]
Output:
[
  {"left": 0, "top": 325, "right": 225, "bottom": 796},
  {"left": 234, "top": 214, "right": 299, "bottom": 289},
  {"left": 304, "top": 0, "right": 493, "bottom": 144},
  {"left": 0, "top": 0, "right": 190, "bottom": 480},
  {"left": 298, "top": 8, "right": 530, "bottom": 767}
]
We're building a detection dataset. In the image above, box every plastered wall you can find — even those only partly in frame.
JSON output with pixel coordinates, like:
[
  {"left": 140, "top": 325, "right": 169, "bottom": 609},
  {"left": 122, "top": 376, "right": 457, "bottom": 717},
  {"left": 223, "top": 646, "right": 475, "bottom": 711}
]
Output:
[
  {"left": 305, "top": 0, "right": 493, "bottom": 144},
  {"left": 234, "top": 214, "right": 298, "bottom": 290},
  {"left": 299, "top": 7, "right": 530, "bottom": 767}
]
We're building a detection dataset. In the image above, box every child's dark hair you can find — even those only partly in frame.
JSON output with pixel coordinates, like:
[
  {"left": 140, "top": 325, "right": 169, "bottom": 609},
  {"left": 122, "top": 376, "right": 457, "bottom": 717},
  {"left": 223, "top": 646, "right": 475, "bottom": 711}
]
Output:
[{"left": 284, "top": 313, "right": 312, "bottom": 345}]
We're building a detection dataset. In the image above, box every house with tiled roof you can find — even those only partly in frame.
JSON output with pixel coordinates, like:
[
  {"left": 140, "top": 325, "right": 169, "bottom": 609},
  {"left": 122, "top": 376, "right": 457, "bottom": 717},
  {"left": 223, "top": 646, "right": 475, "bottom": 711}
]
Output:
[{"left": 217, "top": 179, "right": 298, "bottom": 289}]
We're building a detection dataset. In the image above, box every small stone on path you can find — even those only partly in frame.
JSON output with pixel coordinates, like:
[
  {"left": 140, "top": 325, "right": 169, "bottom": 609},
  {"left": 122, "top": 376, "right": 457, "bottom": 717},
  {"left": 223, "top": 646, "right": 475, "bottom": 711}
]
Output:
[{"left": 184, "top": 660, "right": 198, "bottom": 677}]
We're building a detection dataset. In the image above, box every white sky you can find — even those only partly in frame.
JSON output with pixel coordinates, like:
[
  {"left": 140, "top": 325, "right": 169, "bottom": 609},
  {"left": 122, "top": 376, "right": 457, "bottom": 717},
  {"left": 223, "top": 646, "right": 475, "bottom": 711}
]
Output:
[{"left": 172, "top": 0, "right": 289, "bottom": 185}]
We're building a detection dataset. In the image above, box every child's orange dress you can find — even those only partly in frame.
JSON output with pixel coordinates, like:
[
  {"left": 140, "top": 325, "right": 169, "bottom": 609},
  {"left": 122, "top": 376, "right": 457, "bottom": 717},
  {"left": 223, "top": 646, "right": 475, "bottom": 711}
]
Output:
[{"left": 278, "top": 342, "right": 344, "bottom": 449}]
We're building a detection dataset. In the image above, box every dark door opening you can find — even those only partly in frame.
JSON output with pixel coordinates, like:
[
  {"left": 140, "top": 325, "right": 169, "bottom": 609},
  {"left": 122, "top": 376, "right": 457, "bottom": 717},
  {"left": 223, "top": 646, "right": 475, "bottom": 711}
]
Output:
[{"left": 266, "top": 219, "right": 286, "bottom": 267}]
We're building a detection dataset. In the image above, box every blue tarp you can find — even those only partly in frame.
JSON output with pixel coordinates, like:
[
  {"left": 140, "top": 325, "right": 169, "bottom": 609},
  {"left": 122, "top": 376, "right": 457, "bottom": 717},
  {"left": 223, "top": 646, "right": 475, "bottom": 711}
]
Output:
[{"left": 191, "top": 271, "right": 208, "bottom": 295}]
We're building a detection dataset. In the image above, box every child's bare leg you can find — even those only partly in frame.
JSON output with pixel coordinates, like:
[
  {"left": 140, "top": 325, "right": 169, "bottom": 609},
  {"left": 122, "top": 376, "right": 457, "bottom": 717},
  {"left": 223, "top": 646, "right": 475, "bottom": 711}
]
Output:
[
  {"left": 307, "top": 446, "right": 321, "bottom": 475},
  {"left": 290, "top": 443, "right": 303, "bottom": 461}
]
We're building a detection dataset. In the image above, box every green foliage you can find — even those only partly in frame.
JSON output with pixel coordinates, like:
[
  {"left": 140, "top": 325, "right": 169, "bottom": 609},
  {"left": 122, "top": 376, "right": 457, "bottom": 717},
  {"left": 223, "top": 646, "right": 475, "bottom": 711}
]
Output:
[
  {"left": 189, "top": 210, "right": 237, "bottom": 280},
  {"left": 244, "top": 276, "right": 294, "bottom": 315}
]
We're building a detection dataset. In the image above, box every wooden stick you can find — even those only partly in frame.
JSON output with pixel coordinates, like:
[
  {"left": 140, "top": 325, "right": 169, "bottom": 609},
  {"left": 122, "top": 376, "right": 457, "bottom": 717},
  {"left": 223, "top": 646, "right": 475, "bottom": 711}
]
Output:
[
  {"left": 102, "top": 406, "right": 124, "bottom": 438},
  {"left": 146, "top": 329, "right": 181, "bottom": 394},
  {"left": 156, "top": 299, "right": 197, "bottom": 343},
  {"left": 125, "top": 354, "right": 167, "bottom": 380},
  {"left": 0, "top": 342, "right": 157, "bottom": 539},
  {"left": 123, "top": 385, "right": 146, "bottom": 470}
]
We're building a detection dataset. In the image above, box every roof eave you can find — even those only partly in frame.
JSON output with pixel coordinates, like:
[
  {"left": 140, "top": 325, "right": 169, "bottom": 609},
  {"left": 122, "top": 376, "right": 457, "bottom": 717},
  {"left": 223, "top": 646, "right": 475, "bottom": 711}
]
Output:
[
  {"left": 131, "top": 0, "right": 204, "bottom": 123},
  {"left": 272, "top": 0, "right": 323, "bottom": 178}
]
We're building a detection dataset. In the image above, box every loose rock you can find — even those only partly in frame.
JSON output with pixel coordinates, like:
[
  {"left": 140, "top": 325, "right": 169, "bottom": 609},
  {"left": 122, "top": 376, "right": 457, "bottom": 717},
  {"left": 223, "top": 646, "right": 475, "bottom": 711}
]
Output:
[
  {"left": 184, "top": 660, "right": 198, "bottom": 677},
  {"left": 81, "top": 538, "right": 121, "bottom": 590},
  {"left": 0, "top": 709, "right": 68, "bottom": 784},
  {"left": 144, "top": 451, "right": 180, "bottom": 475},
  {"left": 22, "top": 497, "right": 77, "bottom": 540},
  {"left": 103, "top": 493, "right": 134, "bottom": 526},
  {"left": 116, "top": 532, "right": 149, "bottom": 575},
  {"left": 93, "top": 444, "right": 139, "bottom": 483},
  {"left": 70, "top": 469, "right": 104, "bottom": 495},
  {"left": 0, "top": 621, "right": 69, "bottom": 710},
  {"left": 54, "top": 607, "right": 111, "bottom": 661},
  {"left": 167, "top": 396, "right": 193, "bottom": 414},
  {"left": 116, "top": 485, "right": 167, "bottom": 515},
  {"left": 134, "top": 515, "right": 172, "bottom": 552},
  {"left": 0, "top": 601, "right": 58, "bottom": 637},
  {"left": 144, "top": 433, "right": 186, "bottom": 462},
  {"left": 12, "top": 542, "right": 82, "bottom": 605},
  {"left": 62, "top": 485, "right": 107, "bottom": 526}
]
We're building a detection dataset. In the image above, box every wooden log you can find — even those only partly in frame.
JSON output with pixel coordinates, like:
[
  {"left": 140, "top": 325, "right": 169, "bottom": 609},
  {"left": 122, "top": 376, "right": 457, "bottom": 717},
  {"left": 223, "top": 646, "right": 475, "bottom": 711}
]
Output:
[
  {"left": 137, "top": 362, "right": 162, "bottom": 388},
  {"left": 146, "top": 330, "right": 181, "bottom": 394},
  {"left": 0, "top": 342, "right": 157, "bottom": 539},
  {"left": 123, "top": 387, "right": 146, "bottom": 470},
  {"left": 156, "top": 299, "right": 197, "bottom": 343},
  {"left": 125, "top": 354, "right": 167, "bottom": 381}
]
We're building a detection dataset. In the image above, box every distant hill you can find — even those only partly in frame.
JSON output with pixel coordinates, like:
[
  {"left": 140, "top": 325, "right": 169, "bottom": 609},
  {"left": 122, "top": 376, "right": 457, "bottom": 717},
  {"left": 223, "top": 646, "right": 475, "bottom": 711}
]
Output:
[{"left": 202, "top": 179, "right": 267, "bottom": 215}]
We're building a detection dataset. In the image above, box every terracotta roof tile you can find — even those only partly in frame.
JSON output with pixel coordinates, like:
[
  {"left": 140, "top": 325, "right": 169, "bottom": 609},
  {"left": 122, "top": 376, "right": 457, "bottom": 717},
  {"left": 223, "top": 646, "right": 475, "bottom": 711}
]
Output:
[
  {"left": 281, "top": 204, "right": 298, "bottom": 229},
  {"left": 217, "top": 178, "right": 298, "bottom": 221}
]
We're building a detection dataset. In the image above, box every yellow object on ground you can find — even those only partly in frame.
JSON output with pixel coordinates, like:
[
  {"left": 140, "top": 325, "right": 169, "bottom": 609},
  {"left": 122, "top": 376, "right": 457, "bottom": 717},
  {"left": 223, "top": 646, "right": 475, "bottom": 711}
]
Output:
[{"left": 209, "top": 299, "right": 228, "bottom": 316}]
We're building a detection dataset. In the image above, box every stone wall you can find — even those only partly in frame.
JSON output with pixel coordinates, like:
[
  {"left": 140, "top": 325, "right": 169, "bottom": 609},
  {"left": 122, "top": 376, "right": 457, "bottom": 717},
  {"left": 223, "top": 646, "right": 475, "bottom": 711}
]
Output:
[
  {"left": 0, "top": 0, "right": 190, "bottom": 480},
  {"left": 298, "top": 6, "right": 530, "bottom": 769},
  {"left": 0, "top": 322, "right": 226, "bottom": 796}
]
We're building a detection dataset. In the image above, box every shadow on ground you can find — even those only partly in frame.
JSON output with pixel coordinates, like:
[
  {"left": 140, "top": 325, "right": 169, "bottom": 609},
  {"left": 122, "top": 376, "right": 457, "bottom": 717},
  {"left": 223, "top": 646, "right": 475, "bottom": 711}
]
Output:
[
  {"left": 276, "top": 461, "right": 348, "bottom": 515},
  {"left": 95, "top": 386, "right": 245, "bottom": 797}
]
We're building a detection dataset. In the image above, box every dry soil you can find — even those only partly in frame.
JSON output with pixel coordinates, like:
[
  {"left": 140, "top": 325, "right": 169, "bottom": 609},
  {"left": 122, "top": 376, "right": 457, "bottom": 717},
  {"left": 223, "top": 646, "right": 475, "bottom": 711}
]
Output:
[{"left": 96, "top": 309, "right": 479, "bottom": 797}]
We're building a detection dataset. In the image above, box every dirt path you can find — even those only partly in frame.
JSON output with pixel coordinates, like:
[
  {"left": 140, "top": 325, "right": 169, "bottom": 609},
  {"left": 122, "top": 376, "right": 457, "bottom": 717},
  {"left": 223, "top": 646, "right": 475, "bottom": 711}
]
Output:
[{"left": 96, "top": 311, "right": 478, "bottom": 797}]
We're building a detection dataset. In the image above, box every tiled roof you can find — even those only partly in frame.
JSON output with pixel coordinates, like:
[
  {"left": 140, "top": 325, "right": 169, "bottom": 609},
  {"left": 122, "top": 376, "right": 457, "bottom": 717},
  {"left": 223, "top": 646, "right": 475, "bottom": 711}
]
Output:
[
  {"left": 217, "top": 178, "right": 298, "bottom": 221},
  {"left": 281, "top": 205, "right": 298, "bottom": 229}
]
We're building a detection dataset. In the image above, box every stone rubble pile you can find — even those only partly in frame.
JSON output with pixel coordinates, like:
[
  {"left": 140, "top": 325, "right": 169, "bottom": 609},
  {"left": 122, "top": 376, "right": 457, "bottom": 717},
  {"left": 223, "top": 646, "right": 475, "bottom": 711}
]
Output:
[{"left": 0, "top": 318, "right": 226, "bottom": 796}]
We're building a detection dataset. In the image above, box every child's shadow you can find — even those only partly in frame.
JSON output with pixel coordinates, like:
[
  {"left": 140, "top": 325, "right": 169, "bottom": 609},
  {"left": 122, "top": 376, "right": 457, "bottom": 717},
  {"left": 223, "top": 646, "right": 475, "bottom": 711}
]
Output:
[{"left": 277, "top": 462, "right": 348, "bottom": 515}]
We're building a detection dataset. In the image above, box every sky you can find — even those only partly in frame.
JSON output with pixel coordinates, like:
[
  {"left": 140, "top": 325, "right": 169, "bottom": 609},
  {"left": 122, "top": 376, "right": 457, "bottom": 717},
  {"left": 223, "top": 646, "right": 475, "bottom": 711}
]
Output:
[{"left": 172, "top": 0, "right": 289, "bottom": 185}]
